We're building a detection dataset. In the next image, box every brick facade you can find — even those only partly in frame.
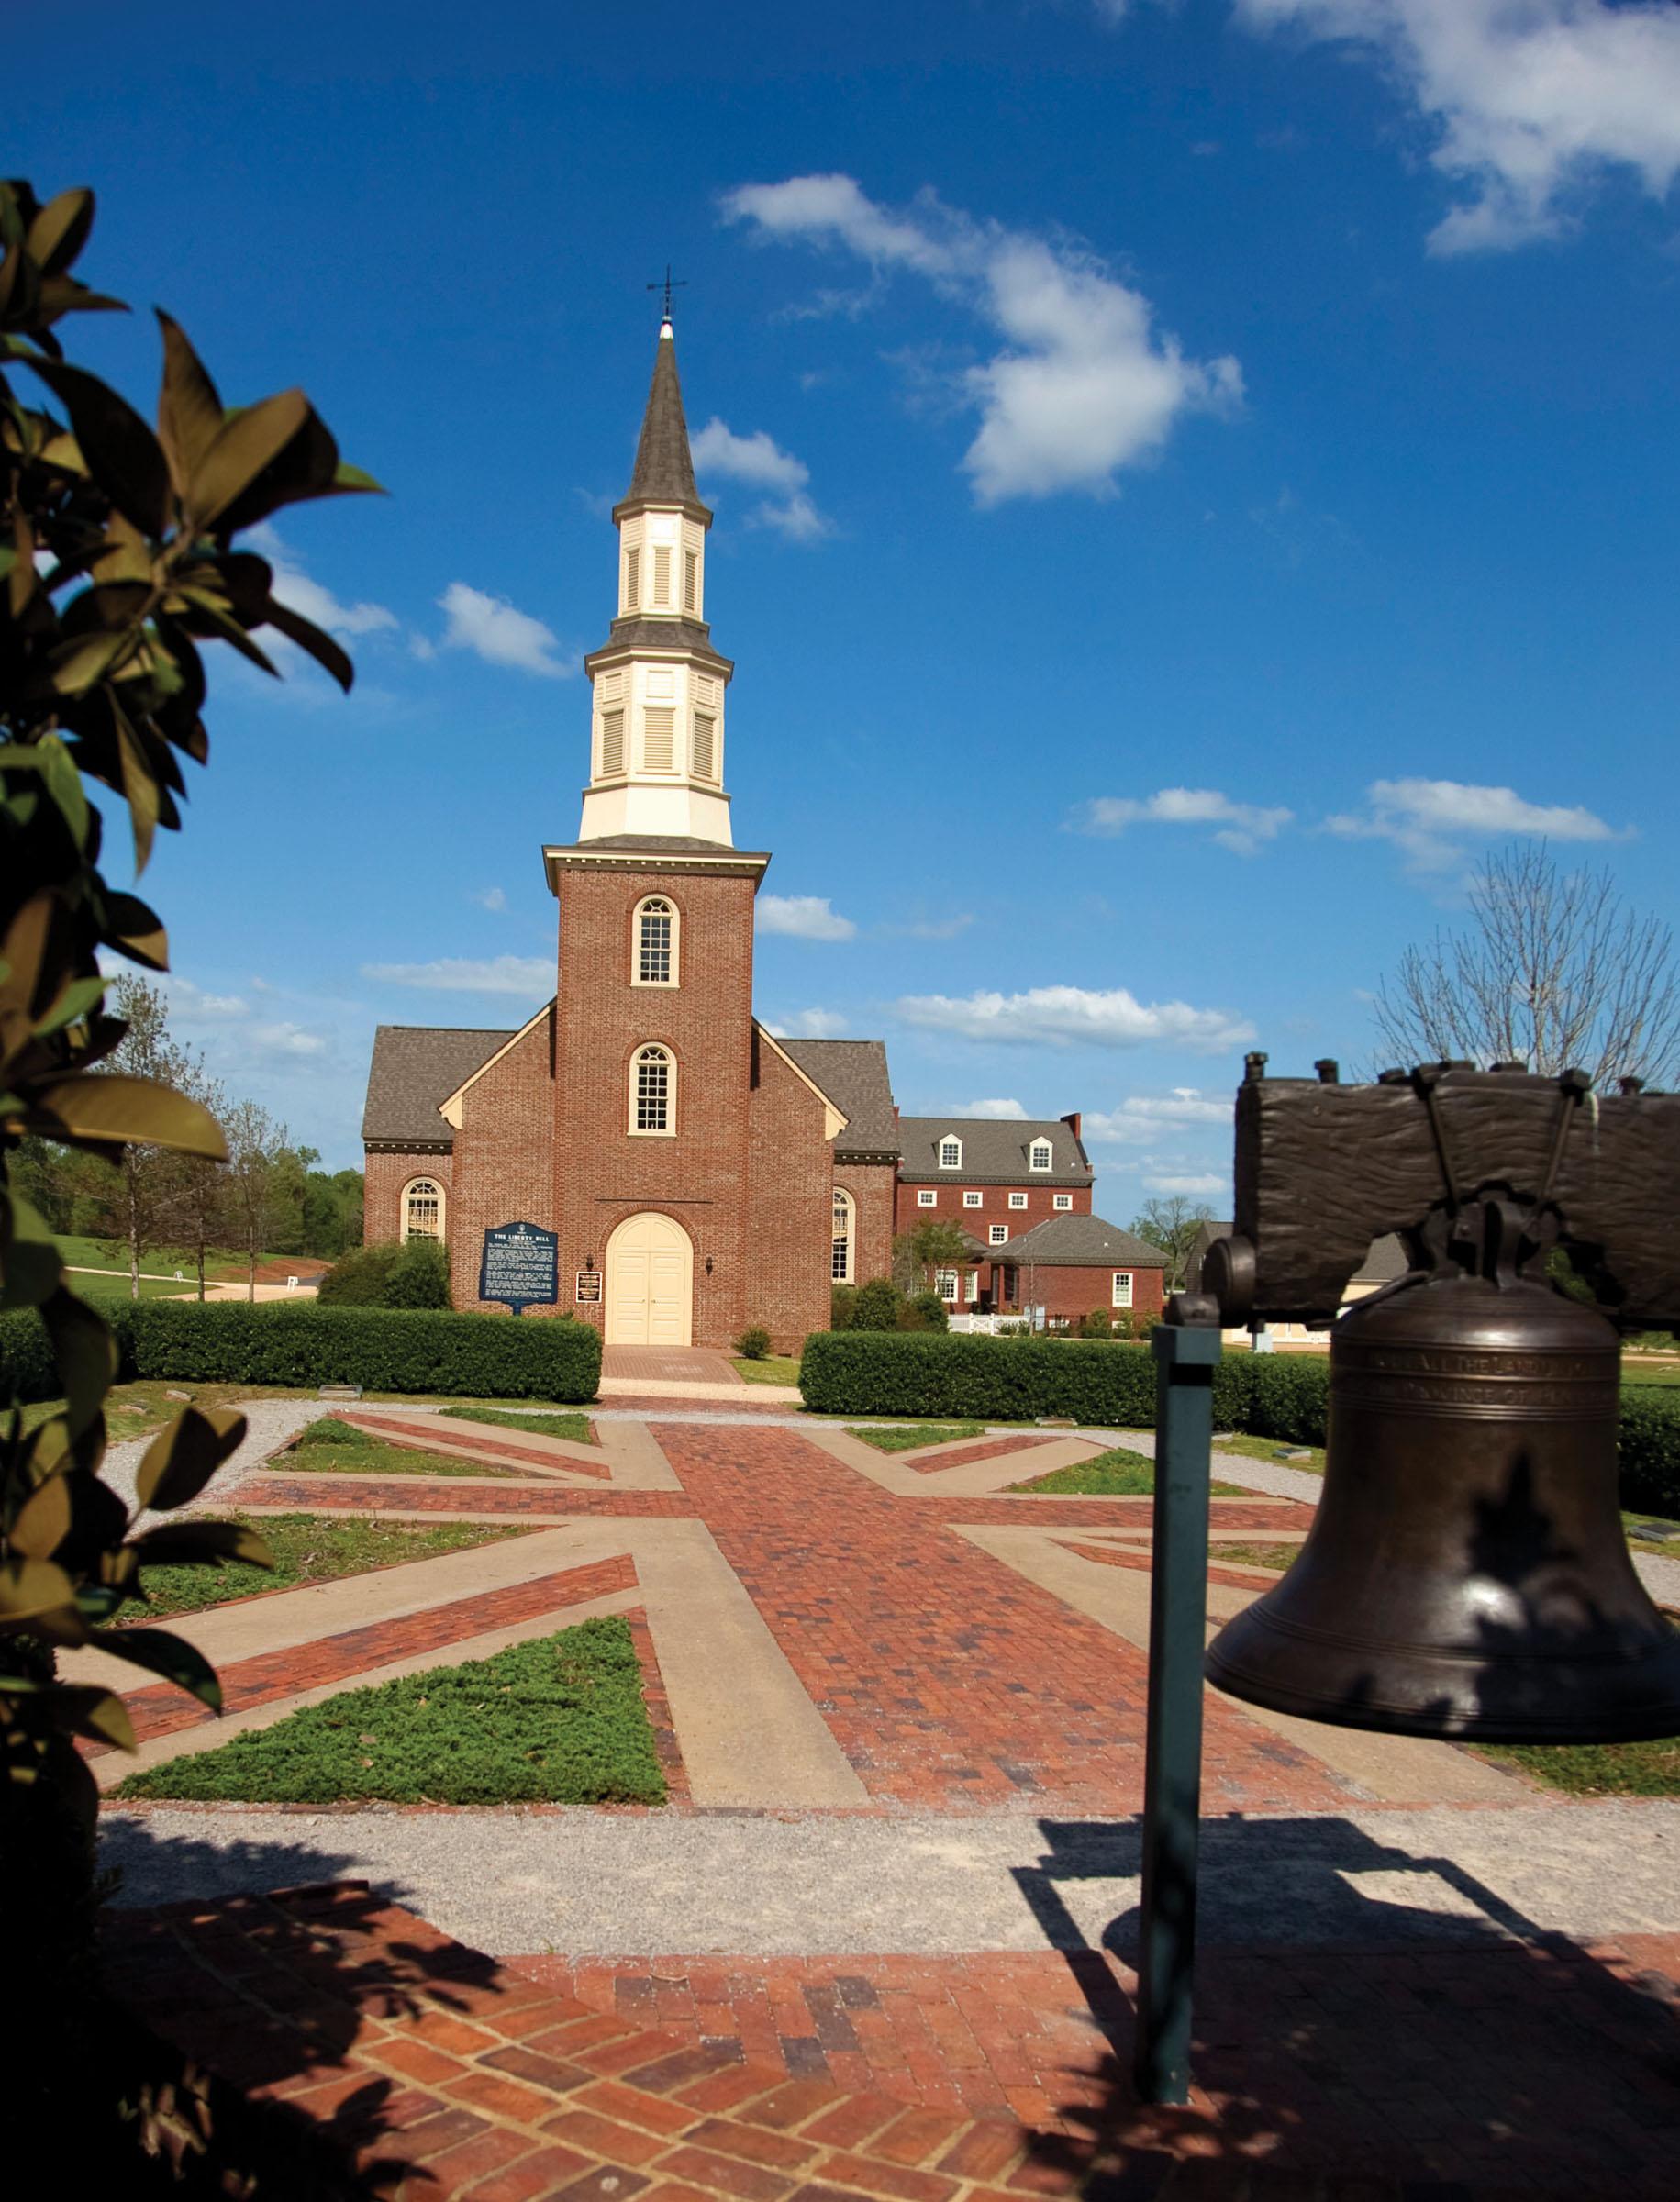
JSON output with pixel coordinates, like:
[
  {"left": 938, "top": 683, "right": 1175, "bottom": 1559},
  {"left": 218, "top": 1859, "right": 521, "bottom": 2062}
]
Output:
[
  {"left": 745, "top": 1030, "right": 835, "bottom": 1352},
  {"left": 836, "top": 1157, "right": 897, "bottom": 1290},
  {"left": 363, "top": 1147, "right": 451, "bottom": 1247},
  {"left": 995, "top": 1260, "right": 1166, "bottom": 1325},
  {"left": 551, "top": 860, "right": 760, "bottom": 1351},
  {"left": 449, "top": 1010, "right": 557, "bottom": 1313},
  {"left": 896, "top": 1177, "right": 1094, "bottom": 1308}
]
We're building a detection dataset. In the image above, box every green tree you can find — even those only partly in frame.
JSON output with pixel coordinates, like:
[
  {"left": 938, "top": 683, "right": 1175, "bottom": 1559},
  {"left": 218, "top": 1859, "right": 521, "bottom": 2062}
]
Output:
[
  {"left": 1130, "top": 1196, "right": 1213, "bottom": 1294},
  {"left": 0, "top": 177, "right": 375, "bottom": 2087},
  {"left": 82, "top": 973, "right": 206, "bottom": 1296},
  {"left": 894, "top": 1217, "right": 973, "bottom": 1295},
  {"left": 219, "top": 1097, "right": 294, "bottom": 1299}
]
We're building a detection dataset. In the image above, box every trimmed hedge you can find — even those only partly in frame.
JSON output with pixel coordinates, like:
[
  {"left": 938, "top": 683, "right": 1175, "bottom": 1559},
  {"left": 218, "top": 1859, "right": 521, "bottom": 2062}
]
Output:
[
  {"left": 799, "top": 1329, "right": 1680, "bottom": 1516},
  {"left": 0, "top": 1306, "right": 69, "bottom": 1403},
  {"left": 118, "top": 1302, "right": 600, "bottom": 1400}
]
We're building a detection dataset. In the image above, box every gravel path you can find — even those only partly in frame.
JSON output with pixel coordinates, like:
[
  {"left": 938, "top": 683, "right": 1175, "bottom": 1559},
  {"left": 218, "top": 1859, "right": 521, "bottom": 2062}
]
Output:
[
  {"left": 99, "top": 1798, "right": 1680, "bottom": 1958},
  {"left": 98, "top": 1398, "right": 319, "bottom": 1518}
]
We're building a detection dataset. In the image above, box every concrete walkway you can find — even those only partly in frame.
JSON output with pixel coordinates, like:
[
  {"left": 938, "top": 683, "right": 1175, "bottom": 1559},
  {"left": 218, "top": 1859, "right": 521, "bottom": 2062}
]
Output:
[{"left": 100, "top": 1796, "right": 1680, "bottom": 1956}]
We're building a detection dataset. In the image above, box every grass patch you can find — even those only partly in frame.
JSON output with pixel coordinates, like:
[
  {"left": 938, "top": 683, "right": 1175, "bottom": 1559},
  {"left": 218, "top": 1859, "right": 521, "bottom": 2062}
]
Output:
[
  {"left": 1012, "top": 1446, "right": 1251, "bottom": 1496},
  {"left": 445, "top": 1407, "right": 595, "bottom": 1444},
  {"left": 295, "top": 1416, "right": 374, "bottom": 1446},
  {"left": 116, "top": 1616, "right": 664, "bottom": 1806},
  {"left": 1210, "top": 1540, "right": 1307, "bottom": 1571},
  {"left": 20, "top": 1382, "right": 616, "bottom": 1446},
  {"left": 1621, "top": 1362, "right": 1680, "bottom": 1386},
  {"left": 1212, "top": 1432, "right": 1327, "bottom": 1475},
  {"left": 1476, "top": 1735, "right": 1680, "bottom": 1798},
  {"left": 1625, "top": 1507, "right": 1680, "bottom": 1557},
  {"left": 733, "top": 1354, "right": 801, "bottom": 1386},
  {"left": 121, "top": 1512, "right": 523, "bottom": 1620},
  {"left": 272, "top": 1434, "right": 523, "bottom": 1481},
  {"left": 847, "top": 1421, "right": 985, "bottom": 1453}
]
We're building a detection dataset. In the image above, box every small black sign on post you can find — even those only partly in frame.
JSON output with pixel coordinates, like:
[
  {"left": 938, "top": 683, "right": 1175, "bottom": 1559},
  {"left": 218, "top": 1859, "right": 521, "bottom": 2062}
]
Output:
[{"left": 479, "top": 1221, "right": 559, "bottom": 1316}]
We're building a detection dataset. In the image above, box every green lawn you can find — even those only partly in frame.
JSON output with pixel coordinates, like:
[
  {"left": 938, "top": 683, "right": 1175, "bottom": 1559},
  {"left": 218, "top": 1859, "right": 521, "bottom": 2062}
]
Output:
[
  {"left": 848, "top": 1421, "right": 985, "bottom": 1453},
  {"left": 445, "top": 1406, "right": 595, "bottom": 1444},
  {"left": 116, "top": 1616, "right": 665, "bottom": 1806},
  {"left": 54, "top": 1233, "right": 297, "bottom": 1283},
  {"left": 1213, "top": 1432, "right": 1327, "bottom": 1474},
  {"left": 22, "top": 1382, "right": 608, "bottom": 1446},
  {"left": 733, "top": 1354, "right": 802, "bottom": 1386},
  {"left": 273, "top": 1434, "right": 526, "bottom": 1480},
  {"left": 120, "top": 1512, "right": 523, "bottom": 1621},
  {"left": 1477, "top": 1735, "right": 1680, "bottom": 1798},
  {"left": 1209, "top": 1540, "right": 1307, "bottom": 1571},
  {"left": 1013, "top": 1445, "right": 1251, "bottom": 1496},
  {"left": 61, "top": 1270, "right": 201, "bottom": 1303}
]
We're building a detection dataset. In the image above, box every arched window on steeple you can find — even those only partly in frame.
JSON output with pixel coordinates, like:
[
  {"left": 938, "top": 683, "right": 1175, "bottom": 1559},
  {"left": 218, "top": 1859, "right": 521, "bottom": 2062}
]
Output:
[
  {"left": 634, "top": 895, "right": 679, "bottom": 987},
  {"left": 630, "top": 1043, "right": 676, "bottom": 1136}
]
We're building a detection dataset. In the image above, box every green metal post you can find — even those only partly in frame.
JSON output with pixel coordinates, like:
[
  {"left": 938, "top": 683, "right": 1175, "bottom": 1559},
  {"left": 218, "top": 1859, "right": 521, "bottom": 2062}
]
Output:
[{"left": 1133, "top": 1319, "right": 1219, "bottom": 2106}]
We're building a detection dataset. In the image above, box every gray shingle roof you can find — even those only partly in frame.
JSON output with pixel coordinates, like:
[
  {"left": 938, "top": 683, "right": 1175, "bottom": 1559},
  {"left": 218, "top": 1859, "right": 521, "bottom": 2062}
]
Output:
[
  {"left": 362, "top": 1025, "right": 511, "bottom": 1148},
  {"left": 778, "top": 1039, "right": 898, "bottom": 1156},
  {"left": 896, "top": 1116, "right": 1091, "bottom": 1186},
  {"left": 623, "top": 329, "right": 705, "bottom": 510},
  {"left": 988, "top": 1213, "right": 1166, "bottom": 1270}
]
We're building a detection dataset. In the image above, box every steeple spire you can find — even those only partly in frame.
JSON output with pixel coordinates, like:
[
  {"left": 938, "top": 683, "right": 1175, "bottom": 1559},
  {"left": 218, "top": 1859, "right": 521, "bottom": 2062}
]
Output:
[
  {"left": 577, "top": 321, "right": 734, "bottom": 849},
  {"left": 621, "top": 320, "right": 704, "bottom": 515}
]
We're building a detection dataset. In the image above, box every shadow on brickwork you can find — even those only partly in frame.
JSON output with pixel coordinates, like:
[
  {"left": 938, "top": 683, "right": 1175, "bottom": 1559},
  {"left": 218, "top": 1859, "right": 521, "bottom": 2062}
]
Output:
[
  {"left": 82, "top": 1816, "right": 510, "bottom": 2195},
  {"left": 1009, "top": 1814, "right": 1680, "bottom": 2198}
]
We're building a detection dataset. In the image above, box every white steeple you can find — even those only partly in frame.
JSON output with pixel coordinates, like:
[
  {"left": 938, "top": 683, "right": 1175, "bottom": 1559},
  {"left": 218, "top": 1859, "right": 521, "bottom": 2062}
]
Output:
[{"left": 577, "top": 318, "right": 734, "bottom": 846}]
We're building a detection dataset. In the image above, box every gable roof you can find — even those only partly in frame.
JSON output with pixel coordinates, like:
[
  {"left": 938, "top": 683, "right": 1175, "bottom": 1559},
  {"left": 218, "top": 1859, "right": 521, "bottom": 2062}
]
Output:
[
  {"left": 362, "top": 1025, "right": 510, "bottom": 1149},
  {"left": 779, "top": 1039, "right": 898, "bottom": 1158},
  {"left": 897, "top": 1115, "right": 1091, "bottom": 1186},
  {"left": 989, "top": 1213, "right": 1166, "bottom": 1270}
]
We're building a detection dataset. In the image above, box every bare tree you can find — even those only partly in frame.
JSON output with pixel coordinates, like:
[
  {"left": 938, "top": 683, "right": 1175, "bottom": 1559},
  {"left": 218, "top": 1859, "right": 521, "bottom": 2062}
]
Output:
[
  {"left": 1131, "top": 1196, "right": 1213, "bottom": 1293},
  {"left": 1373, "top": 842, "right": 1680, "bottom": 1090},
  {"left": 89, "top": 977, "right": 206, "bottom": 1297},
  {"left": 163, "top": 1073, "right": 229, "bottom": 1301},
  {"left": 218, "top": 1098, "right": 292, "bottom": 1301}
]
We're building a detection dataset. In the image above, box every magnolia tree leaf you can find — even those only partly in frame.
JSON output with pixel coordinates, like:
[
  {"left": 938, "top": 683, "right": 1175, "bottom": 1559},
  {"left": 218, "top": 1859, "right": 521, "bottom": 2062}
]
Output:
[
  {"left": 87, "top": 1625, "right": 221, "bottom": 1711},
  {"left": 25, "top": 188, "right": 95, "bottom": 280},
  {"left": 153, "top": 309, "right": 224, "bottom": 489},
  {"left": 101, "top": 890, "right": 169, "bottom": 971},
  {"left": 15, "top": 1073, "right": 228, "bottom": 1156},
  {"left": 28, "top": 359, "right": 171, "bottom": 537},
  {"left": 0, "top": 1184, "right": 62, "bottom": 1309},
  {"left": 9, "top": 1473, "right": 72, "bottom": 1561},
  {"left": 0, "top": 1556, "right": 78, "bottom": 1628},
  {"left": 135, "top": 1407, "right": 247, "bottom": 1513},
  {"left": 187, "top": 388, "right": 307, "bottom": 527},
  {"left": 50, "top": 1685, "right": 136, "bottom": 1753},
  {"left": 39, "top": 1286, "right": 118, "bottom": 1438}
]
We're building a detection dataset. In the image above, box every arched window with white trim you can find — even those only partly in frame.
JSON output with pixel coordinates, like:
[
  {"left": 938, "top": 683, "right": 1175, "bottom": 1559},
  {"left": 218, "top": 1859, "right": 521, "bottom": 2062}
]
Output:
[
  {"left": 634, "top": 895, "right": 679, "bottom": 986},
  {"left": 402, "top": 1176, "right": 444, "bottom": 1241},
  {"left": 630, "top": 1042, "right": 676, "bottom": 1136},
  {"left": 831, "top": 1187, "right": 855, "bottom": 1283}
]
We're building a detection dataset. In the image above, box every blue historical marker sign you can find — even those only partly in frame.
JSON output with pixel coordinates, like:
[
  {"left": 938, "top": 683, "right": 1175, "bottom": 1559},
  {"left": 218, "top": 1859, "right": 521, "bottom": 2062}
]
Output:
[{"left": 479, "top": 1221, "right": 559, "bottom": 1315}]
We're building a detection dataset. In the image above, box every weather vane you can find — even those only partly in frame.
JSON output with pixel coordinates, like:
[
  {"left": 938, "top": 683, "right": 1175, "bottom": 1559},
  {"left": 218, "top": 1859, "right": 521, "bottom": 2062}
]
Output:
[{"left": 646, "top": 264, "right": 688, "bottom": 321}]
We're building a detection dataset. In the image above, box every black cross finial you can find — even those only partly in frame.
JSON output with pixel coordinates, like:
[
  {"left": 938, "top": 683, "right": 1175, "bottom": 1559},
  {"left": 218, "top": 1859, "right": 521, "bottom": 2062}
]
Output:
[{"left": 647, "top": 264, "right": 688, "bottom": 322}]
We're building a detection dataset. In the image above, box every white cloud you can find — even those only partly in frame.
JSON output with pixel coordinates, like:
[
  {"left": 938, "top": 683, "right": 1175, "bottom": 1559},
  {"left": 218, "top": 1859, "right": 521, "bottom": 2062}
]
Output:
[
  {"left": 1084, "top": 1091, "right": 1231, "bottom": 1144},
  {"left": 1075, "top": 786, "right": 1294, "bottom": 855},
  {"left": 164, "top": 974, "right": 250, "bottom": 1021},
  {"left": 243, "top": 1021, "right": 328, "bottom": 1059},
  {"left": 1325, "top": 777, "right": 1624, "bottom": 871},
  {"left": 1236, "top": 0, "right": 1680, "bottom": 252},
  {"left": 361, "top": 955, "right": 552, "bottom": 995},
  {"left": 691, "top": 418, "right": 832, "bottom": 542},
  {"left": 756, "top": 895, "right": 858, "bottom": 940},
  {"left": 721, "top": 173, "right": 1241, "bottom": 504},
  {"left": 247, "top": 523, "right": 398, "bottom": 639},
  {"left": 436, "top": 583, "right": 575, "bottom": 679},
  {"left": 472, "top": 886, "right": 508, "bottom": 912},
  {"left": 946, "top": 1097, "right": 1029, "bottom": 1118},
  {"left": 895, "top": 984, "right": 1255, "bottom": 1051},
  {"left": 1143, "top": 1171, "right": 1229, "bottom": 1198},
  {"left": 767, "top": 1007, "right": 850, "bottom": 1039}
]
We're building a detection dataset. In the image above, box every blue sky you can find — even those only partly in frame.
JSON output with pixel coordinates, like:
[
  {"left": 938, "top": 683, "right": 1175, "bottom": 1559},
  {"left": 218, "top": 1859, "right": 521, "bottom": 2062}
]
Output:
[{"left": 15, "top": 1, "right": 1680, "bottom": 1211}]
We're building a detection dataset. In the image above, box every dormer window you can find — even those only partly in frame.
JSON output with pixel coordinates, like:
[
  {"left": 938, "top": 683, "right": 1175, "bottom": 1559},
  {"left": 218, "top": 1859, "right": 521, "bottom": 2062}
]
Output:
[
  {"left": 1029, "top": 1139, "right": 1052, "bottom": 1171},
  {"left": 939, "top": 1137, "right": 962, "bottom": 1169}
]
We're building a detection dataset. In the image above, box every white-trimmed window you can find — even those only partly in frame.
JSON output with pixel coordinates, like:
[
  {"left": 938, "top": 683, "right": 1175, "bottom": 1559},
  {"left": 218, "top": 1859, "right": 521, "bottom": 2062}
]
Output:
[
  {"left": 831, "top": 1187, "right": 855, "bottom": 1283},
  {"left": 684, "top": 547, "right": 698, "bottom": 612},
  {"left": 965, "top": 1272, "right": 979, "bottom": 1303},
  {"left": 989, "top": 1224, "right": 1009, "bottom": 1246},
  {"left": 634, "top": 895, "right": 678, "bottom": 986},
  {"left": 692, "top": 710, "right": 717, "bottom": 780},
  {"left": 1029, "top": 1139, "right": 1052, "bottom": 1171},
  {"left": 934, "top": 1268, "right": 959, "bottom": 1302},
  {"left": 963, "top": 1190, "right": 982, "bottom": 1208},
  {"left": 917, "top": 1188, "right": 937, "bottom": 1207},
  {"left": 600, "top": 706, "right": 625, "bottom": 776},
  {"left": 642, "top": 706, "right": 675, "bottom": 772},
  {"left": 402, "top": 1177, "right": 444, "bottom": 1241},
  {"left": 630, "top": 1043, "right": 675, "bottom": 1136},
  {"left": 652, "top": 544, "right": 672, "bottom": 606},
  {"left": 1112, "top": 1271, "right": 1134, "bottom": 1309},
  {"left": 1008, "top": 1192, "right": 1028, "bottom": 1210},
  {"left": 623, "top": 544, "right": 640, "bottom": 611},
  {"left": 939, "top": 1137, "right": 962, "bottom": 1169},
  {"left": 1054, "top": 1193, "right": 1073, "bottom": 1211}
]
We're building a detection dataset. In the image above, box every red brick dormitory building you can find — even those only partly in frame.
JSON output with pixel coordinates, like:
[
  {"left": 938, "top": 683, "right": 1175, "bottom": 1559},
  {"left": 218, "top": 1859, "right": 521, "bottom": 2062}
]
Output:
[{"left": 360, "top": 320, "right": 1163, "bottom": 1349}]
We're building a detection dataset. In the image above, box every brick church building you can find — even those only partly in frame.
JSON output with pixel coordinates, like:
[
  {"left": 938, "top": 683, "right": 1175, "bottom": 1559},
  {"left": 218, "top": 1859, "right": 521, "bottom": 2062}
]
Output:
[{"left": 361, "top": 319, "right": 1163, "bottom": 1347}]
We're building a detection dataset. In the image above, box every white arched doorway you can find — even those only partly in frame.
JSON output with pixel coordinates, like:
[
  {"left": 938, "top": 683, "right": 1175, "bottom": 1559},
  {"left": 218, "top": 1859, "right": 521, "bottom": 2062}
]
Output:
[{"left": 605, "top": 1211, "right": 694, "bottom": 1346}]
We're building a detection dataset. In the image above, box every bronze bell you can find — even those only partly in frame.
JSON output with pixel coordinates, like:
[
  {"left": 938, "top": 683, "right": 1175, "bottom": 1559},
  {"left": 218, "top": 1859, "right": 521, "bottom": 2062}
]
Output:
[{"left": 1206, "top": 1199, "right": 1680, "bottom": 1743}]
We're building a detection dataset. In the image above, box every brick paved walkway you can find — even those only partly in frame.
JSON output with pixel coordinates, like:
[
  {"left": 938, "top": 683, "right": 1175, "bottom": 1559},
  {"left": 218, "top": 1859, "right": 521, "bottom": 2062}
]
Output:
[{"left": 92, "top": 1407, "right": 1680, "bottom": 2193}]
